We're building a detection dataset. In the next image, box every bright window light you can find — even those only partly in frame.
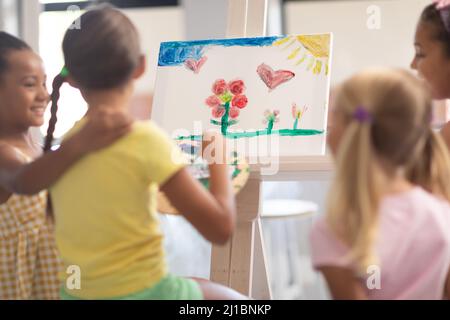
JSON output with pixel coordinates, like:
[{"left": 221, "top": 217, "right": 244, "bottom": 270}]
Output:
[
  {"left": 39, "top": 9, "right": 87, "bottom": 139},
  {"left": 40, "top": 0, "right": 89, "bottom": 3}
]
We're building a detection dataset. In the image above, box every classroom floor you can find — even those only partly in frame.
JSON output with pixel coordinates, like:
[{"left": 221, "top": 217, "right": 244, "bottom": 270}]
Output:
[{"left": 159, "top": 181, "right": 331, "bottom": 300}]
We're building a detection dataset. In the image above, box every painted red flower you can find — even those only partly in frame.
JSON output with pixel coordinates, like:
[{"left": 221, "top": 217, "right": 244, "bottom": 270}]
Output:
[
  {"left": 229, "top": 107, "right": 240, "bottom": 119},
  {"left": 231, "top": 94, "right": 248, "bottom": 109},
  {"left": 212, "top": 79, "right": 228, "bottom": 95},
  {"left": 205, "top": 95, "right": 221, "bottom": 108},
  {"left": 211, "top": 105, "right": 225, "bottom": 118},
  {"left": 228, "top": 80, "right": 245, "bottom": 95}
]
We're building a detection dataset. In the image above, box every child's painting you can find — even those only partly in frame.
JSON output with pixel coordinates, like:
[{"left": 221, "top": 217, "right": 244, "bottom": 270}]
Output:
[{"left": 152, "top": 34, "right": 333, "bottom": 159}]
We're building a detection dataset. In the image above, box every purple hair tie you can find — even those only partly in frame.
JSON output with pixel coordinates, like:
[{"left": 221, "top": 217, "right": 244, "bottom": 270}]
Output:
[{"left": 353, "top": 106, "right": 372, "bottom": 123}]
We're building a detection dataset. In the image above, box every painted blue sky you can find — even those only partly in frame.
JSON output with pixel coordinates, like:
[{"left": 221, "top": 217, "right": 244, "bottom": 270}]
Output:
[{"left": 158, "top": 36, "right": 284, "bottom": 67}]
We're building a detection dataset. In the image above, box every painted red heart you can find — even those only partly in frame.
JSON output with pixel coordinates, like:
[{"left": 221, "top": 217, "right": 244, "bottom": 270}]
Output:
[
  {"left": 257, "top": 63, "right": 295, "bottom": 90},
  {"left": 184, "top": 56, "right": 208, "bottom": 74}
]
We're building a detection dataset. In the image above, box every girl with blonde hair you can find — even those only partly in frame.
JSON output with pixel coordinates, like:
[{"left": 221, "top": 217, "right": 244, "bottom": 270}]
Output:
[{"left": 311, "top": 68, "right": 450, "bottom": 299}]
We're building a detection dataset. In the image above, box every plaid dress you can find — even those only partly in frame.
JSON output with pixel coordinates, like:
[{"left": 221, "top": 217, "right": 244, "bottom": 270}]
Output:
[{"left": 0, "top": 191, "right": 62, "bottom": 299}]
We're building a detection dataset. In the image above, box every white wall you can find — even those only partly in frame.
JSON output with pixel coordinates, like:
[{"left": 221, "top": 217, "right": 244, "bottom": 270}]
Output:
[
  {"left": 285, "top": 0, "right": 430, "bottom": 84},
  {"left": 181, "top": 0, "right": 283, "bottom": 39},
  {"left": 0, "top": 0, "right": 20, "bottom": 35},
  {"left": 124, "top": 7, "right": 185, "bottom": 93},
  {"left": 181, "top": 0, "right": 227, "bottom": 39},
  {"left": 0, "top": 0, "right": 40, "bottom": 50},
  {"left": 267, "top": 0, "right": 283, "bottom": 35},
  {"left": 20, "top": 0, "right": 40, "bottom": 52}
]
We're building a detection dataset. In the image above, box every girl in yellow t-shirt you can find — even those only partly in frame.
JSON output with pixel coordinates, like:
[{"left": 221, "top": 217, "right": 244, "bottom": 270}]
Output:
[
  {"left": 45, "top": 5, "right": 246, "bottom": 300},
  {"left": 0, "top": 31, "right": 132, "bottom": 299}
]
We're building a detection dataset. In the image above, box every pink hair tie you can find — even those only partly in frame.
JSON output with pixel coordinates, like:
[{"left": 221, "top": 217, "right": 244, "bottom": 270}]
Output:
[
  {"left": 433, "top": 0, "right": 450, "bottom": 32},
  {"left": 434, "top": 0, "right": 450, "bottom": 9}
]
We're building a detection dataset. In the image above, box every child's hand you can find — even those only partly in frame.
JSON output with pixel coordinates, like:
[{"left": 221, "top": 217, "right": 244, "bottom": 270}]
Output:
[
  {"left": 65, "top": 108, "right": 133, "bottom": 155},
  {"left": 201, "top": 131, "right": 227, "bottom": 165}
]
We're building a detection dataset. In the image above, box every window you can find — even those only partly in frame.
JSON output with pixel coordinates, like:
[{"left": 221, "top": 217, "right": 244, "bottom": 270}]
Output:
[
  {"left": 38, "top": 0, "right": 183, "bottom": 138},
  {"left": 39, "top": 3, "right": 88, "bottom": 138},
  {"left": 41, "top": 0, "right": 178, "bottom": 11},
  {"left": 40, "top": 0, "right": 89, "bottom": 4}
]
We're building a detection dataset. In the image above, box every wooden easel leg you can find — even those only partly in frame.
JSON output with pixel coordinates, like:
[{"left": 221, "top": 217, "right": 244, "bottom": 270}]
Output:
[
  {"left": 228, "top": 220, "right": 255, "bottom": 296},
  {"left": 210, "top": 175, "right": 267, "bottom": 298},
  {"left": 210, "top": 241, "right": 232, "bottom": 286},
  {"left": 228, "top": 175, "right": 262, "bottom": 297},
  {"left": 251, "top": 218, "right": 272, "bottom": 299}
]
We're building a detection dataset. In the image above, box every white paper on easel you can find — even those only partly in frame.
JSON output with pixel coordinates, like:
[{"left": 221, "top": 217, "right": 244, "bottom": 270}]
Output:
[{"left": 152, "top": 34, "right": 333, "bottom": 159}]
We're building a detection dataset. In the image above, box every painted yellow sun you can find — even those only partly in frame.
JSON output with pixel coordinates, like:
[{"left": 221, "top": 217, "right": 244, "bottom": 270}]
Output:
[{"left": 273, "top": 34, "right": 331, "bottom": 75}]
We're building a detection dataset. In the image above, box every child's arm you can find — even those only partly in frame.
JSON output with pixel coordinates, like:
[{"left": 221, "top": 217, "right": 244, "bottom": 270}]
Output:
[
  {"left": 319, "top": 266, "right": 368, "bottom": 300},
  {"left": 160, "top": 133, "right": 236, "bottom": 244},
  {"left": 0, "top": 109, "right": 132, "bottom": 195}
]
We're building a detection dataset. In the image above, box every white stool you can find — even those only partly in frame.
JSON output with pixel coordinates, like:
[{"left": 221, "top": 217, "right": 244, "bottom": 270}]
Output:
[{"left": 261, "top": 199, "right": 319, "bottom": 300}]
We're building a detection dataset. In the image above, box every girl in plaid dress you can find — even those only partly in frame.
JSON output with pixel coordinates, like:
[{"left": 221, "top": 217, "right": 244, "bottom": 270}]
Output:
[{"left": 0, "top": 32, "right": 132, "bottom": 299}]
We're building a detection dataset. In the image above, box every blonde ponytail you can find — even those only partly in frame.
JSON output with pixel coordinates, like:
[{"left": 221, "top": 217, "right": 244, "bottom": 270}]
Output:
[
  {"left": 327, "top": 121, "right": 383, "bottom": 272},
  {"left": 326, "top": 68, "right": 439, "bottom": 273},
  {"left": 408, "top": 129, "right": 450, "bottom": 201}
]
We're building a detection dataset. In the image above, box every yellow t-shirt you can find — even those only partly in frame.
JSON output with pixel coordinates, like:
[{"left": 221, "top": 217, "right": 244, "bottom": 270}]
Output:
[{"left": 50, "top": 120, "right": 186, "bottom": 299}]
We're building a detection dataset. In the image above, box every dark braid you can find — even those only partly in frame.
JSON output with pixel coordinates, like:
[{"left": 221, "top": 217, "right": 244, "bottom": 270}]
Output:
[
  {"left": 43, "top": 73, "right": 65, "bottom": 152},
  {"left": 43, "top": 73, "right": 65, "bottom": 217}
]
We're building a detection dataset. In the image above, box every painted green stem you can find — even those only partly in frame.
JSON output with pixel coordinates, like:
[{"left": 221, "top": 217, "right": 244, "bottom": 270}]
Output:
[
  {"left": 293, "top": 118, "right": 298, "bottom": 130},
  {"left": 211, "top": 119, "right": 238, "bottom": 126},
  {"left": 267, "top": 120, "right": 274, "bottom": 134},
  {"left": 221, "top": 102, "right": 230, "bottom": 135}
]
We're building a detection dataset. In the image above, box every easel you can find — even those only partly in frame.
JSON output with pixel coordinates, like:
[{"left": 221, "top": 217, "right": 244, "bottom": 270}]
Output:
[
  {"left": 209, "top": 0, "right": 335, "bottom": 299},
  {"left": 210, "top": 157, "right": 333, "bottom": 299}
]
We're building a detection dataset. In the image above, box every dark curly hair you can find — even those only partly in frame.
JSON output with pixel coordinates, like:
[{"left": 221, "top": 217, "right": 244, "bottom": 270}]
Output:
[{"left": 0, "top": 32, "right": 31, "bottom": 79}]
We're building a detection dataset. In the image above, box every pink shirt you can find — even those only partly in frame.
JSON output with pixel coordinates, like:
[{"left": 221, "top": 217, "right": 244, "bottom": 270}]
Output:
[{"left": 310, "top": 187, "right": 450, "bottom": 299}]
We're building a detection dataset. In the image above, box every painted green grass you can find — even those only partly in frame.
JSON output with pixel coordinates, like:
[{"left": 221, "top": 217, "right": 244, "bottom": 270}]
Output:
[{"left": 175, "top": 128, "right": 324, "bottom": 141}]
